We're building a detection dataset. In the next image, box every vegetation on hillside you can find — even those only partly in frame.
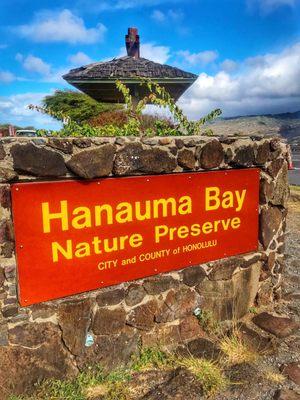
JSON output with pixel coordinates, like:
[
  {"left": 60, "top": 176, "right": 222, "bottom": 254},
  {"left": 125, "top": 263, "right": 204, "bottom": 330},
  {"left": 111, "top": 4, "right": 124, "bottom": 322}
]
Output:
[{"left": 29, "top": 79, "right": 221, "bottom": 137}]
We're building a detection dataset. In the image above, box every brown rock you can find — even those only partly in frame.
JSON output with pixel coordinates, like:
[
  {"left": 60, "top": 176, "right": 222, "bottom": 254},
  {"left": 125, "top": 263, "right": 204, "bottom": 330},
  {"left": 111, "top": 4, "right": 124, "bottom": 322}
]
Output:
[
  {"left": 179, "top": 315, "right": 206, "bottom": 341},
  {"left": 281, "top": 362, "right": 300, "bottom": 385},
  {"left": 182, "top": 265, "right": 207, "bottom": 287},
  {"left": 233, "top": 146, "right": 255, "bottom": 167},
  {"left": 73, "top": 138, "right": 92, "bottom": 148},
  {"left": 0, "top": 184, "right": 11, "bottom": 209},
  {"left": 126, "top": 299, "right": 158, "bottom": 331},
  {"left": 260, "top": 206, "right": 283, "bottom": 249},
  {"left": 271, "top": 162, "right": 289, "bottom": 206},
  {"left": 67, "top": 144, "right": 115, "bottom": 178},
  {"left": 0, "top": 219, "right": 14, "bottom": 243},
  {"left": 125, "top": 284, "right": 146, "bottom": 306},
  {"left": 238, "top": 323, "right": 276, "bottom": 353},
  {"left": 11, "top": 143, "right": 67, "bottom": 177},
  {"left": 9, "top": 322, "right": 58, "bottom": 347},
  {"left": 196, "top": 262, "right": 261, "bottom": 320},
  {"left": 266, "top": 252, "right": 276, "bottom": 271},
  {"left": 155, "top": 288, "right": 198, "bottom": 323},
  {"left": 208, "top": 257, "right": 243, "bottom": 280},
  {"left": 177, "top": 149, "right": 196, "bottom": 170},
  {"left": 252, "top": 312, "right": 299, "bottom": 338},
  {"left": 198, "top": 140, "right": 224, "bottom": 169},
  {"left": 48, "top": 138, "right": 73, "bottom": 154},
  {"left": 259, "top": 177, "right": 274, "bottom": 204},
  {"left": 186, "top": 337, "right": 222, "bottom": 360},
  {"left": 127, "top": 370, "right": 174, "bottom": 399},
  {"left": 77, "top": 329, "right": 139, "bottom": 371},
  {"left": 143, "top": 275, "right": 178, "bottom": 295},
  {"left": 58, "top": 300, "right": 91, "bottom": 356},
  {"left": 267, "top": 158, "right": 285, "bottom": 178},
  {"left": 96, "top": 287, "right": 125, "bottom": 307},
  {"left": 256, "top": 141, "right": 271, "bottom": 164},
  {"left": 113, "top": 143, "right": 176, "bottom": 175},
  {"left": 274, "top": 389, "right": 300, "bottom": 400},
  {"left": 142, "top": 367, "right": 204, "bottom": 400},
  {"left": 2, "top": 305, "right": 18, "bottom": 318},
  {"left": 0, "top": 324, "right": 77, "bottom": 398},
  {"left": 142, "top": 324, "right": 181, "bottom": 348},
  {"left": 175, "top": 139, "right": 184, "bottom": 149},
  {"left": 93, "top": 306, "right": 126, "bottom": 335}
]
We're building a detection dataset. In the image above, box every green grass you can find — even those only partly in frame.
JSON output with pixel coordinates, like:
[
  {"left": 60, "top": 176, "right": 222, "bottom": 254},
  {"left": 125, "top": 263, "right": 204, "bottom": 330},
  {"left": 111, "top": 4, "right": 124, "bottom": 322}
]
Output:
[
  {"left": 8, "top": 366, "right": 131, "bottom": 400},
  {"left": 131, "top": 347, "right": 169, "bottom": 372},
  {"left": 177, "top": 357, "right": 229, "bottom": 396}
]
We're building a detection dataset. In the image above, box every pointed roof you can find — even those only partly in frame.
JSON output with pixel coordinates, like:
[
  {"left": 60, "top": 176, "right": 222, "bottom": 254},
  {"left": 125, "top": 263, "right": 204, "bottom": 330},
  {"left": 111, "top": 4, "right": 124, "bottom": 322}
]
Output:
[{"left": 63, "top": 28, "right": 198, "bottom": 103}]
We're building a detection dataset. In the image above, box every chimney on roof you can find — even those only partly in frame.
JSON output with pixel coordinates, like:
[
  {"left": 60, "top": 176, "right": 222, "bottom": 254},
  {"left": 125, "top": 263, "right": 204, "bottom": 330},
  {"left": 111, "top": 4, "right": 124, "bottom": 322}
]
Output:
[{"left": 126, "top": 27, "right": 140, "bottom": 59}]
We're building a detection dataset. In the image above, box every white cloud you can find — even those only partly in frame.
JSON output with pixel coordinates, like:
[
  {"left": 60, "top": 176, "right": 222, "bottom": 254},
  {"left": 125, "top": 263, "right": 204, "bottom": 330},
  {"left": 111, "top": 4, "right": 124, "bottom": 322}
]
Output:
[
  {"left": 118, "top": 43, "right": 171, "bottom": 64},
  {"left": 69, "top": 51, "right": 93, "bottom": 65},
  {"left": 0, "top": 70, "right": 15, "bottom": 83},
  {"left": 151, "top": 9, "right": 166, "bottom": 22},
  {"left": 80, "top": 0, "right": 182, "bottom": 11},
  {"left": 177, "top": 50, "right": 219, "bottom": 66},
  {"left": 247, "top": 0, "right": 296, "bottom": 14},
  {"left": 178, "top": 42, "right": 300, "bottom": 118},
  {"left": 17, "top": 54, "right": 51, "bottom": 76},
  {"left": 17, "top": 9, "right": 107, "bottom": 44},
  {"left": 151, "top": 8, "right": 184, "bottom": 22},
  {"left": 0, "top": 92, "right": 61, "bottom": 129},
  {"left": 220, "top": 59, "right": 238, "bottom": 72}
]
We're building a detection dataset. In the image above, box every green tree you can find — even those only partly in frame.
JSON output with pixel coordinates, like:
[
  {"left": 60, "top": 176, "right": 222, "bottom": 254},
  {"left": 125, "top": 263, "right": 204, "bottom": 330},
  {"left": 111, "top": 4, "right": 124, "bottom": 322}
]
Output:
[{"left": 42, "top": 90, "right": 122, "bottom": 123}]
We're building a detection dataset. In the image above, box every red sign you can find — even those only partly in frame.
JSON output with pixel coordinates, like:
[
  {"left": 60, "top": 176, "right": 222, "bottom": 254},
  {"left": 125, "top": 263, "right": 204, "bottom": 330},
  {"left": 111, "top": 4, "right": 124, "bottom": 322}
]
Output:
[{"left": 12, "top": 170, "right": 259, "bottom": 306}]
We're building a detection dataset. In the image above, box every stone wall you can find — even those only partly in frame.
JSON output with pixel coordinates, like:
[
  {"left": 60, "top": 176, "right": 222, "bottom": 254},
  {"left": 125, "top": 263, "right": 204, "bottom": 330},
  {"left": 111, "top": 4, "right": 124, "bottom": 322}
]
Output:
[{"left": 0, "top": 135, "right": 289, "bottom": 398}]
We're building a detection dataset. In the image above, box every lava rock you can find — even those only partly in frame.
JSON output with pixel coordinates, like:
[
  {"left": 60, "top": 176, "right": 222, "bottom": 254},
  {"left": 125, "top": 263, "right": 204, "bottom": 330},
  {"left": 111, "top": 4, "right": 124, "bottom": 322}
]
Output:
[
  {"left": 58, "top": 300, "right": 91, "bottom": 356},
  {"left": 232, "top": 146, "right": 255, "bottom": 167},
  {"left": 143, "top": 275, "right": 178, "bottom": 295},
  {"left": 256, "top": 141, "right": 271, "bottom": 164},
  {"left": 113, "top": 142, "right": 176, "bottom": 175},
  {"left": 182, "top": 265, "right": 207, "bottom": 287},
  {"left": 48, "top": 138, "right": 73, "bottom": 154},
  {"left": 253, "top": 312, "right": 299, "bottom": 338},
  {"left": 11, "top": 143, "right": 67, "bottom": 177},
  {"left": 274, "top": 389, "right": 300, "bottom": 400},
  {"left": 260, "top": 206, "right": 283, "bottom": 249},
  {"left": 177, "top": 148, "right": 196, "bottom": 170},
  {"left": 125, "top": 284, "right": 147, "bottom": 307},
  {"left": 67, "top": 144, "right": 115, "bottom": 178},
  {"left": 126, "top": 299, "right": 158, "bottom": 331},
  {"left": 281, "top": 362, "right": 300, "bottom": 385},
  {"left": 93, "top": 307, "right": 126, "bottom": 335},
  {"left": 96, "top": 287, "right": 125, "bottom": 307},
  {"left": 198, "top": 140, "right": 224, "bottom": 169}
]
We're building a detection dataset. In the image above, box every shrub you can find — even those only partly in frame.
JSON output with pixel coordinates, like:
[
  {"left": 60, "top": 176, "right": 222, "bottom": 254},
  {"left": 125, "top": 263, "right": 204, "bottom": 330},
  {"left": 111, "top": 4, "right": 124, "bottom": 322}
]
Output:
[{"left": 29, "top": 79, "right": 221, "bottom": 137}]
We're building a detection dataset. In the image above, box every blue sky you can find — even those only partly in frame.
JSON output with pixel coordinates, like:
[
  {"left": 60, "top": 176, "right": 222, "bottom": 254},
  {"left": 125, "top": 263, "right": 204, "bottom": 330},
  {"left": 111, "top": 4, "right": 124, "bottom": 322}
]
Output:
[{"left": 0, "top": 0, "right": 299, "bottom": 128}]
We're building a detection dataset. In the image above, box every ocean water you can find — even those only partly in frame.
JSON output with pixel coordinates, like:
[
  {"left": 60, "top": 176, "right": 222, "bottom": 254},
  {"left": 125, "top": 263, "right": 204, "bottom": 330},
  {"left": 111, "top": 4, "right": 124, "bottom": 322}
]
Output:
[{"left": 289, "top": 151, "right": 300, "bottom": 186}]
